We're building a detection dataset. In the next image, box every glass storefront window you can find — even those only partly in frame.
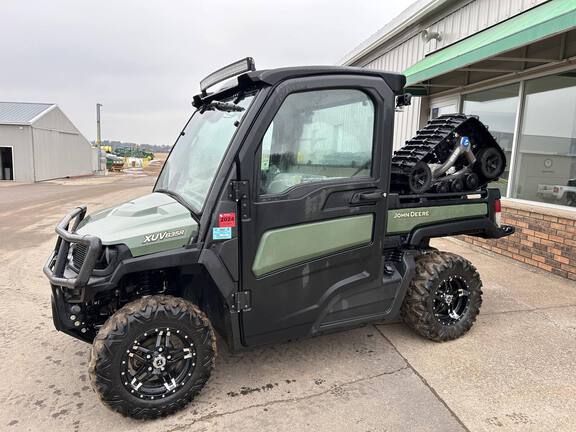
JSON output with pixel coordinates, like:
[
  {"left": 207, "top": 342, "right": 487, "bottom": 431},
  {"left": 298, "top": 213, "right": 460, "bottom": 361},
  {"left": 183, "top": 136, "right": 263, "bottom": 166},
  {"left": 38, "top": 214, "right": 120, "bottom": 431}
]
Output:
[
  {"left": 463, "top": 84, "right": 520, "bottom": 196},
  {"left": 512, "top": 74, "right": 576, "bottom": 208}
]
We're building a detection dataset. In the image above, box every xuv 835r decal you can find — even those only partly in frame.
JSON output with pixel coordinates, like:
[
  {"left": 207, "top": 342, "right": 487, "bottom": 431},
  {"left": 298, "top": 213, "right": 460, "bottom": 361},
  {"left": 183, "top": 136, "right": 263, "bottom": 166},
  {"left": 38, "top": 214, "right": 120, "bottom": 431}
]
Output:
[{"left": 143, "top": 229, "right": 186, "bottom": 244}]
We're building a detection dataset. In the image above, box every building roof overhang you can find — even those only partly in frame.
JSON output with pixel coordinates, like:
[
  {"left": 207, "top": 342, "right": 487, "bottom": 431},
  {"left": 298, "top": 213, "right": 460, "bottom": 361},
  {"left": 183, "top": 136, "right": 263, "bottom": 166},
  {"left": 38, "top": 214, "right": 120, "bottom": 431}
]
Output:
[{"left": 405, "top": 0, "right": 576, "bottom": 96}]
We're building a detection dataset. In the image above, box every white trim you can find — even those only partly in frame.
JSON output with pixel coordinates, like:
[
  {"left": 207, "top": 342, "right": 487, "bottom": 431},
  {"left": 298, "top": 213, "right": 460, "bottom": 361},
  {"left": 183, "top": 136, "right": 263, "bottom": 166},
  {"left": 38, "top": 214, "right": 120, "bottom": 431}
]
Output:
[
  {"left": 503, "top": 197, "right": 576, "bottom": 218},
  {"left": 30, "top": 126, "right": 82, "bottom": 135},
  {"left": 0, "top": 145, "right": 15, "bottom": 181},
  {"left": 506, "top": 79, "right": 525, "bottom": 198},
  {"left": 27, "top": 104, "right": 57, "bottom": 124}
]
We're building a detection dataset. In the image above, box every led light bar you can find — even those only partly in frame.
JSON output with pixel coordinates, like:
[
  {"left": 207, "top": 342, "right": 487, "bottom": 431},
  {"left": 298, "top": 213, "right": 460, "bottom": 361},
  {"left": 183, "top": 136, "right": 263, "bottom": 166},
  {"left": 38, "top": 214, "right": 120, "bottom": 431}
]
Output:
[{"left": 200, "top": 57, "right": 256, "bottom": 93}]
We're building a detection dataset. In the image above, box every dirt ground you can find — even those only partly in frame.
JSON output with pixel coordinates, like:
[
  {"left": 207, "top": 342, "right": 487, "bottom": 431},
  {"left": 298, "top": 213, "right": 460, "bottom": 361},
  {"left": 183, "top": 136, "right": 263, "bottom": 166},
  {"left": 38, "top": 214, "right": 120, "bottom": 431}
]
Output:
[{"left": 0, "top": 174, "right": 575, "bottom": 432}]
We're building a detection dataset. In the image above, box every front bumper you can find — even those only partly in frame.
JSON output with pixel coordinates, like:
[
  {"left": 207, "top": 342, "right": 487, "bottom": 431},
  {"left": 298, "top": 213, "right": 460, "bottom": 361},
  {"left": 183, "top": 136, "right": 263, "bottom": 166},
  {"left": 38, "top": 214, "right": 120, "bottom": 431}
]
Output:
[
  {"left": 43, "top": 206, "right": 102, "bottom": 290},
  {"left": 44, "top": 206, "right": 103, "bottom": 342}
]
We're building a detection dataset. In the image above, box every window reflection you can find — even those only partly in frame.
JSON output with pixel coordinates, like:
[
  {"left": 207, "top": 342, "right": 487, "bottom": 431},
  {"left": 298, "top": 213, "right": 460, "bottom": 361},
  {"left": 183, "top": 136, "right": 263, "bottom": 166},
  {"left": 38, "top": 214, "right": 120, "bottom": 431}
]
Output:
[
  {"left": 463, "top": 84, "right": 520, "bottom": 196},
  {"left": 513, "top": 74, "right": 576, "bottom": 207}
]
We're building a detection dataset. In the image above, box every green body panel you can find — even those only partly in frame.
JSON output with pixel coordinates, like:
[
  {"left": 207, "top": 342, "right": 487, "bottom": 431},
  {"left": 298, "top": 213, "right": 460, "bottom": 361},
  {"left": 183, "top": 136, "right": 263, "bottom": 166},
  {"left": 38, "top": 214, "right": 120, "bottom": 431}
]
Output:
[
  {"left": 77, "top": 193, "right": 197, "bottom": 257},
  {"left": 252, "top": 214, "right": 374, "bottom": 278},
  {"left": 404, "top": 0, "right": 576, "bottom": 87},
  {"left": 387, "top": 203, "right": 488, "bottom": 234}
]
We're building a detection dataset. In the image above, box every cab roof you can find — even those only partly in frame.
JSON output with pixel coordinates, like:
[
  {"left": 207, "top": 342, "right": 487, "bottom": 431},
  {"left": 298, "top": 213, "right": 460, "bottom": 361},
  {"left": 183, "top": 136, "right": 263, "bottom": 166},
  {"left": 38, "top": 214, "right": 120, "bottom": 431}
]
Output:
[
  {"left": 193, "top": 66, "right": 406, "bottom": 107},
  {"left": 241, "top": 66, "right": 406, "bottom": 93}
]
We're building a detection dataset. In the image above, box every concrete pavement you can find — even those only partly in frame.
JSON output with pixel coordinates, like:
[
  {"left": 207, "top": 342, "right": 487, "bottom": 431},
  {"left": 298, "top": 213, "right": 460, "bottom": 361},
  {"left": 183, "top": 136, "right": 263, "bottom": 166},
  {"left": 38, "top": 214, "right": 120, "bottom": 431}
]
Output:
[{"left": 0, "top": 175, "right": 574, "bottom": 432}]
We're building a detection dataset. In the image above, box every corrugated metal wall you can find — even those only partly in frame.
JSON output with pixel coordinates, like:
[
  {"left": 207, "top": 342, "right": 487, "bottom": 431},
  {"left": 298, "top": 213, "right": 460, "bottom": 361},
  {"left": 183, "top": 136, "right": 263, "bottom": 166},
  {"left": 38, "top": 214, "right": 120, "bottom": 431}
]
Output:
[
  {"left": 0, "top": 125, "right": 34, "bottom": 182},
  {"left": 357, "top": 0, "right": 548, "bottom": 149},
  {"left": 31, "top": 107, "right": 93, "bottom": 181}
]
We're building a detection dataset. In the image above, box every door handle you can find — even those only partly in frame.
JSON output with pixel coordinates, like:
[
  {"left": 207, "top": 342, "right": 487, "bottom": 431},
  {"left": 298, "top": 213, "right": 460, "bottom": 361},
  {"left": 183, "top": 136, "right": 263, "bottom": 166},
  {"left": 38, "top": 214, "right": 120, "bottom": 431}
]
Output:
[{"left": 350, "top": 190, "right": 385, "bottom": 204}]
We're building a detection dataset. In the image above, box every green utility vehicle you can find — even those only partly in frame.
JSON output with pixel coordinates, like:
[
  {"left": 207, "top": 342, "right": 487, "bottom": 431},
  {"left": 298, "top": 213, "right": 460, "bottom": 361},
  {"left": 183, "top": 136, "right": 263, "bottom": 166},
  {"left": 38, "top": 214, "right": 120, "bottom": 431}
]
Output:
[{"left": 44, "top": 58, "right": 514, "bottom": 419}]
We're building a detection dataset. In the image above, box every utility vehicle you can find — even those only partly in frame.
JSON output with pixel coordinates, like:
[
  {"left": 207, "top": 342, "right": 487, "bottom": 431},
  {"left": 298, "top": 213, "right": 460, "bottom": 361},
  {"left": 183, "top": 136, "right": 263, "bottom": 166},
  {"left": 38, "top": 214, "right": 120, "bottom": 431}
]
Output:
[{"left": 44, "top": 58, "right": 514, "bottom": 419}]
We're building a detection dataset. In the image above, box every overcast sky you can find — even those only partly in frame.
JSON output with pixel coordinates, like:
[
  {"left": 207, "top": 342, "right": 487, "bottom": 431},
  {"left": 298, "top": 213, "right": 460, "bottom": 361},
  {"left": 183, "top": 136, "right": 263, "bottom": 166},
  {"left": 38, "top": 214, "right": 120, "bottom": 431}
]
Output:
[{"left": 0, "top": 0, "right": 415, "bottom": 147}]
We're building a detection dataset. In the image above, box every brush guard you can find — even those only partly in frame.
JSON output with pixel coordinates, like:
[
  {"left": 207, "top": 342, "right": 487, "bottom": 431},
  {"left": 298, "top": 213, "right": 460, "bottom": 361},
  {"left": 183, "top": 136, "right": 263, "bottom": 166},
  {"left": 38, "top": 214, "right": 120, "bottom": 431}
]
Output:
[{"left": 43, "top": 205, "right": 102, "bottom": 289}]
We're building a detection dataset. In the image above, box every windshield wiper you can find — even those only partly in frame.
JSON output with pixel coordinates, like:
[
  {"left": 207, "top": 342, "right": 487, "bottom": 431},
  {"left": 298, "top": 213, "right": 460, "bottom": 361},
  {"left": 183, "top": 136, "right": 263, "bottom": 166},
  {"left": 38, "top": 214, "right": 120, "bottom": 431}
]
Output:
[
  {"left": 155, "top": 188, "right": 194, "bottom": 212},
  {"left": 201, "top": 101, "right": 245, "bottom": 113}
]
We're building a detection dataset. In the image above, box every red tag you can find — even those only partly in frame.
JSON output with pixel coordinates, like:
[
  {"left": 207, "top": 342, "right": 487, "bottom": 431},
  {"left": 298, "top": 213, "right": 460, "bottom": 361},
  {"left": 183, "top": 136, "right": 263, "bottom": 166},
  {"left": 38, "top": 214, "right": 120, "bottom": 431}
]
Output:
[{"left": 218, "top": 212, "right": 236, "bottom": 228}]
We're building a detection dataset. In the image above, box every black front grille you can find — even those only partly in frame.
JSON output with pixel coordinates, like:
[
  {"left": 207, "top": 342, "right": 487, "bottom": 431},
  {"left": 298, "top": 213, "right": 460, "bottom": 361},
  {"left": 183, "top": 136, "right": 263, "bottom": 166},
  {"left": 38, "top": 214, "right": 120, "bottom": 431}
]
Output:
[{"left": 72, "top": 243, "right": 88, "bottom": 269}]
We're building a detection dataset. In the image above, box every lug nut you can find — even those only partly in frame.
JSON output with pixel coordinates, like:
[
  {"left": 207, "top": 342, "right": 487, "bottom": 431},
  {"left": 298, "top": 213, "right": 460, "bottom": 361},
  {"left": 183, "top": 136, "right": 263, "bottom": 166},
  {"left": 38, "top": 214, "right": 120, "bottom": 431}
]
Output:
[
  {"left": 70, "top": 305, "right": 81, "bottom": 314},
  {"left": 80, "top": 328, "right": 87, "bottom": 333},
  {"left": 69, "top": 315, "right": 77, "bottom": 321},
  {"left": 74, "top": 321, "right": 81, "bottom": 327}
]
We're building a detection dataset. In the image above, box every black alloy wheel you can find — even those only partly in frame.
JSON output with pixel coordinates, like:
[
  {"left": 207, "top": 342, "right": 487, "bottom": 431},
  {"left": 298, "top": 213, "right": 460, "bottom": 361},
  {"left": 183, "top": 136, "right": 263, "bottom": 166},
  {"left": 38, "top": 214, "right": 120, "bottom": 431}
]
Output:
[
  {"left": 89, "top": 295, "right": 216, "bottom": 419},
  {"left": 432, "top": 275, "right": 470, "bottom": 325},
  {"left": 121, "top": 326, "right": 197, "bottom": 400},
  {"left": 401, "top": 251, "right": 483, "bottom": 342}
]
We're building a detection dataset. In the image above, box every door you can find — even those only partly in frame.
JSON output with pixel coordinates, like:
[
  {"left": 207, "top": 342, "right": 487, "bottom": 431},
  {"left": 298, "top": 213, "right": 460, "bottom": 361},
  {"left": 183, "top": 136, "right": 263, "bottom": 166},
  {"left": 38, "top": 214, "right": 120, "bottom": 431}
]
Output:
[
  {"left": 0, "top": 147, "right": 14, "bottom": 180},
  {"left": 237, "top": 75, "right": 396, "bottom": 346}
]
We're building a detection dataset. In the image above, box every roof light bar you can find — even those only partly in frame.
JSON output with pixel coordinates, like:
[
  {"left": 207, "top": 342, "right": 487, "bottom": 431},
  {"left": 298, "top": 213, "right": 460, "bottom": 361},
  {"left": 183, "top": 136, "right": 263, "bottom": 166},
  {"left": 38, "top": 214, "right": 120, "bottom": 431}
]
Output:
[{"left": 200, "top": 57, "right": 256, "bottom": 93}]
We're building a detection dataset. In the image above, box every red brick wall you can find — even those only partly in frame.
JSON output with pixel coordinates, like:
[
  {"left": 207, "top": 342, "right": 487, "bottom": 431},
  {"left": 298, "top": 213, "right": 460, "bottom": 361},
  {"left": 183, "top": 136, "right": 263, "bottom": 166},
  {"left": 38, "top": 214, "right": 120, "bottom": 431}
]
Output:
[{"left": 460, "top": 202, "right": 576, "bottom": 281}]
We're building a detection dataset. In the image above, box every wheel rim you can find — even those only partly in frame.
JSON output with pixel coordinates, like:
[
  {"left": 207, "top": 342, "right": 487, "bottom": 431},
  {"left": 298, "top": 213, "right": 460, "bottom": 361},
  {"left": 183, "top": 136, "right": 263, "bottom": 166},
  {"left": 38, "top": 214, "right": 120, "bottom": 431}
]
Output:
[
  {"left": 120, "top": 327, "right": 197, "bottom": 400},
  {"left": 481, "top": 149, "right": 503, "bottom": 178},
  {"left": 433, "top": 276, "right": 470, "bottom": 325},
  {"left": 485, "top": 155, "right": 500, "bottom": 175},
  {"left": 409, "top": 163, "right": 431, "bottom": 193}
]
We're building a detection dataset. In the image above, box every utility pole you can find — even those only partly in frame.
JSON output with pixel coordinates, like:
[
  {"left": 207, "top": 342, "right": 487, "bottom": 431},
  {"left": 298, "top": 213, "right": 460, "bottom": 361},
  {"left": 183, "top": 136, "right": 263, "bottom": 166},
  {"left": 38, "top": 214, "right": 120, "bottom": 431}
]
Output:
[{"left": 96, "top": 103, "right": 103, "bottom": 173}]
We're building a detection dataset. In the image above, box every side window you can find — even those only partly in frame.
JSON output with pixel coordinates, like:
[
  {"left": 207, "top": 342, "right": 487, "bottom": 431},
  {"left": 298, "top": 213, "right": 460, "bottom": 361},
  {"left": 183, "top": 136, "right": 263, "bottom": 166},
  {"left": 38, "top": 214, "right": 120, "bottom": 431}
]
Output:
[{"left": 259, "top": 89, "right": 375, "bottom": 195}]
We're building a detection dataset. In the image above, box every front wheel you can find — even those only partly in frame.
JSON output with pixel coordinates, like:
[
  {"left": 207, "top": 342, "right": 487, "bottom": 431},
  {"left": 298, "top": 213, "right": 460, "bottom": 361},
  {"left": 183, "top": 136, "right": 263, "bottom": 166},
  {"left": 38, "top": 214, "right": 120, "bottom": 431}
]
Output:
[
  {"left": 401, "top": 251, "right": 483, "bottom": 342},
  {"left": 88, "top": 295, "right": 216, "bottom": 419}
]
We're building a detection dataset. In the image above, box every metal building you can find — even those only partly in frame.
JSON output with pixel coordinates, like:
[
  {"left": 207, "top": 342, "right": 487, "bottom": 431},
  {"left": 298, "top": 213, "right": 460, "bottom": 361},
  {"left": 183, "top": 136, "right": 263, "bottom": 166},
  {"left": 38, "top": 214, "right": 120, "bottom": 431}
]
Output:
[
  {"left": 341, "top": 0, "right": 576, "bottom": 279},
  {"left": 0, "top": 102, "right": 94, "bottom": 182}
]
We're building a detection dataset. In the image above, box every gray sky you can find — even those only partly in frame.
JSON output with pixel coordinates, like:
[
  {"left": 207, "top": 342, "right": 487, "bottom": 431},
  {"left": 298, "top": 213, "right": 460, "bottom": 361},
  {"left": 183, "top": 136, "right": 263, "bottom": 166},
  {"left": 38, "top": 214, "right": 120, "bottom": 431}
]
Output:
[{"left": 0, "top": 0, "right": 415, "bottom": 147}]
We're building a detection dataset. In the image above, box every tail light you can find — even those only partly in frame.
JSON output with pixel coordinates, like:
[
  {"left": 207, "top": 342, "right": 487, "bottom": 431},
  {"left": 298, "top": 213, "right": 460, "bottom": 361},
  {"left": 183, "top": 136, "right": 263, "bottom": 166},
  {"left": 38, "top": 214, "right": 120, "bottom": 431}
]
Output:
[{"left": 494, "top": 199, "right": 502, "bottom": 227}]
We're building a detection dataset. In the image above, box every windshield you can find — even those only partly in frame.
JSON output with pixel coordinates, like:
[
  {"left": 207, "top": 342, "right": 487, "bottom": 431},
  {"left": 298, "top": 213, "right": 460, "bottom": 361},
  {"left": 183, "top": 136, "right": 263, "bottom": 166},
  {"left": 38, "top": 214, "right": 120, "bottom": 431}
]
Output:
[{"left": 155, "top": 95, "right": 255, "bottom": 212}]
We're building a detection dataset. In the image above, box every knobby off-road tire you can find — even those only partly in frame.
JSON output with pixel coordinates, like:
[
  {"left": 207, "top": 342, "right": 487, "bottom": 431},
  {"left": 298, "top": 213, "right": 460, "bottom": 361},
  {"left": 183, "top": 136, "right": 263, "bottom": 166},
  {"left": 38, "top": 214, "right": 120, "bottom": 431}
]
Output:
[
  {"left": 88, "top": 295, "right": 216, "bottom": 419},
  {"left": 401, "top": 251, "right": 482, "bottom": 342}
]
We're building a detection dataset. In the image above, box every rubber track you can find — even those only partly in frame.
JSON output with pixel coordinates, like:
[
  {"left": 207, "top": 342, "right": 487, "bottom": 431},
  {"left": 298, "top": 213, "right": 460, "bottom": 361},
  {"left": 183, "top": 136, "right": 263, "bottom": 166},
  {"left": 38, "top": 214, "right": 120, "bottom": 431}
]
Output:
[{"left": 391, "top": 114, "right": 470, "bottom": 175}]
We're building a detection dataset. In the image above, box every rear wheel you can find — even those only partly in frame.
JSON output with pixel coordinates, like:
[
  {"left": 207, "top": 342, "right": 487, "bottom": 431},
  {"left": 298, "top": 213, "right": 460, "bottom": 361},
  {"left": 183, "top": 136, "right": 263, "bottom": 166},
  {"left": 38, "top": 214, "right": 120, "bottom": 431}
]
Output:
[
  {"left": 401, "top": 251, "right": 482, "bottom": 342},
  {"left": 89, "top": 295, "right": 216, "bottom": 419}
]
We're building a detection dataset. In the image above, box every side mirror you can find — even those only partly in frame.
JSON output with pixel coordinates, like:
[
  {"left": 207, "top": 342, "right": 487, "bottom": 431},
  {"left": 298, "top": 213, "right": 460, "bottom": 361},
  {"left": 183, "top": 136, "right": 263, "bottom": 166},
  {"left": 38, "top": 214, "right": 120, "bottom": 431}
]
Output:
[{"left": 396, "top": 93, "right": 412, "bottom": 108}]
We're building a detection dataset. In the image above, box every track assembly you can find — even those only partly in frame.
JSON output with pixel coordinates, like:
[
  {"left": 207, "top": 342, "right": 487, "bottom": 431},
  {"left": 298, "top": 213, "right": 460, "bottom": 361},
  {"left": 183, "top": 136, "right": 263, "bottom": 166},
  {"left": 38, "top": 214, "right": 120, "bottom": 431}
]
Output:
[{"left": 390, "top": 114, "right": 506, "bottom": 194}]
